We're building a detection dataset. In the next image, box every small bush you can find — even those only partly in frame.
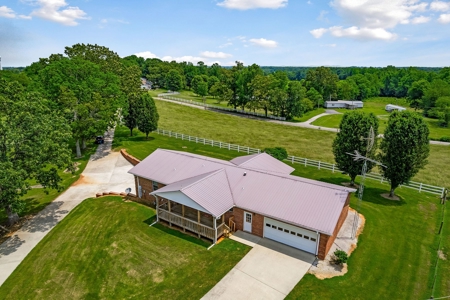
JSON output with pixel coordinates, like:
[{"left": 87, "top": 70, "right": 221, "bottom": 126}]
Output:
[
  {"left": 333, "top": 249, "right": 348, "bottom": 265},
  {"left": 263, "top": 147, "right": 288, "bottom": 161},
  {"left": 440, "top": 136, "right": 450, "bottom": 142}
]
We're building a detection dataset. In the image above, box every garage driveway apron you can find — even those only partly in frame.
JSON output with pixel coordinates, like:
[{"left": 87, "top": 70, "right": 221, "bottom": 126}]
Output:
[
  {"left": 202, "top": 231, "right": 315, "bottom": 300},
  {"left": 0, "top": 129, "right": 135, "bottom": 286}
]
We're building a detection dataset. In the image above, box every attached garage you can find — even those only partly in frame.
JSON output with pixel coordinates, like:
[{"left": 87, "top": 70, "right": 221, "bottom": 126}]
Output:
[{"left": 263, "top": 217, "right": 318, "bottom": 255}]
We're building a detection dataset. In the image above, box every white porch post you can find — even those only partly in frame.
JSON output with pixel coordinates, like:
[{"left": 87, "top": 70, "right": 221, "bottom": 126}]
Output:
[
  {"left": 155, "top": 195, "right": 159, "bottom": 223},
  {"left": 214, "top": 217, "right": 217, "bottom": 244}
]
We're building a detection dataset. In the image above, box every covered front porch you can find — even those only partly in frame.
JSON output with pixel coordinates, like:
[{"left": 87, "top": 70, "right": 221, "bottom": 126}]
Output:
[{"left": 156, "top": 196, "right": 229, "bottom": 243}]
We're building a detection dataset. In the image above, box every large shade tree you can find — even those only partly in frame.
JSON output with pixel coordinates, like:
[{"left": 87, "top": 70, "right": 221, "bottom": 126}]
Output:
[
  {"left": 0, "top": 80, "right": 72, "bottom": 225},
  {"left": 378, "top": 111, "right": 430, "bottom": 197},
  {"left": 332, "top": 111, "right": 379, "bottom": 185}
]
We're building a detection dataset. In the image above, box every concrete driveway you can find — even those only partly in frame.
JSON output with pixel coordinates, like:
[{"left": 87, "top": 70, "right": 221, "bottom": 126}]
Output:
[
  {"left": 202, "top": 231, "right": 315, "bottom": 300},
  {"left": 0, "top": 130, "right": 135, "bottom": 286}
]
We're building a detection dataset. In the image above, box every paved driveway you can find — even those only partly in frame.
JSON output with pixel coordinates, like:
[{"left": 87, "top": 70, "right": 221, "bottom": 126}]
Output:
[
  {"left": 202, "top": 231, "right": 315, "bottom": 300},
  {"left": 0, "top": 130, "right": 135, "bottom": 286}
]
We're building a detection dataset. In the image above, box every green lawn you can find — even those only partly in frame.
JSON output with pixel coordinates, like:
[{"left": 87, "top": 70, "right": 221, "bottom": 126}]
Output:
[
  {"left": 0, "top": 197, "right": 250, "bottom": 299},
  {"left": 153, "top": 99, "right": 450, "bottom": 188},
  {"left": 311, "top": 97, "right": 450, "bottom": 140},
  {"left": 114, "top": 129, "right": 449, "bottom": 299},
  {"left": 0, "top": 145, "right": 95, "bottom": 225}
]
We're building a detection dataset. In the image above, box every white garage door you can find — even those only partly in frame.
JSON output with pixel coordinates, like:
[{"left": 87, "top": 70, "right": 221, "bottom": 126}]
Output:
[{"left": 264, "top": 217, "right": 318, "bottom": 255}]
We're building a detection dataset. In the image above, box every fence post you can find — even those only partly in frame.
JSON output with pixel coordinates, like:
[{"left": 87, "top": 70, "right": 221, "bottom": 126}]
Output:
[
  {"left": 291, "top": 156, "right": 294, "bottom": 164},
  {"left": 169, "top": 131, "right": 171, "bottom": 137},
  {"left": 204, "top": 139, "right": 205, "bottom": 145},
  {"left": 181, "top": 134, "right": 184, "bottom": 140},
  {"left": 381, "top": 177, "right": 383, "bottom": 183},
  {"left": 318, "top": 161, "right": 321, "bottom": 170},
  {"left": 228, "top": 144, "right": 230, "bottom": 150},
  {"left": 258, "top": 149, "right": 260, "bottom": 154},
  {"left": 419, "top": 183, "right": 422, "bottom": 193},
  {"left": 247, "top": 147, "right": 250, "bottom": 154},
  {"left": 196, "top": 137, "right": 198, "bottom": 143},
  {"left": 237, "top": 145, "right": 240, "bottom": 152},
  {"left": 332, "top": 164, "right": 335, "bottom": 173},
  {"left": 219, "top": 142, "right": 222, "bottom": 148},
  {"left": 305, "top": 158, "right": 307, "bottom": 167}
]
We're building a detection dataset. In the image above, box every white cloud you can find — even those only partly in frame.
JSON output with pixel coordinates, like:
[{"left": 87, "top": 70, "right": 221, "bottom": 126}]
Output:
[
  {"left": 328, "top": 26, "right": 397, "bottom": 41},
  {"left": 411, "top": 15, "right": 430, "bottom": 24},
  {"left": 318, "top": 10, "right": 329, "bottom": 21},
  {"left": 310, "top": 28, "right": 328, "bottom": 38},
  {"left": 31, "top": 0, "right": 88, "bottom": 26},
  {"left": 217, "top": 0, "right": 287, "bottom": 10},
  {"left": 311, "top": 0, "right": 431, "bottom": 41},
  {"left": 438, "top": 13, "right": 450, "bottom": 23},
  {"left": 430, "top": 1, "right": 450, "bottom": 11},
  {"left": 219, "top": 42, "right": 233, "bottom": 48},
  {"left": 0, "top": 6, "right": 16, "bottom": 18},
  {"left": 249, "top": 38, "right": 278, "bottom": 48},
  {"left": 200, "top": 51, "right": 232, "bottom": 59},
  {"left": 162, "top": 55, "right": 205, "bottom": 64},
  {"left": 134, "top": 51, "right": 159, "bottom": 59}
]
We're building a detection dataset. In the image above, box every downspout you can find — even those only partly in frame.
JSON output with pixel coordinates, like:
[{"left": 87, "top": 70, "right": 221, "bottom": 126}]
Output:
[
  {"left": 315, "top": 231, "right": 320, "bottom": 257},
  {"left": 137, "top": 177, "right": 141, "bottom": 198}
]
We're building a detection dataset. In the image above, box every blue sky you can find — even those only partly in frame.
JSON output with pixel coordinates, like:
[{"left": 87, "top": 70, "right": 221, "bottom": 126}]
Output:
[{"left": 1, "top": 0, "right": 450, "bottom": 67}]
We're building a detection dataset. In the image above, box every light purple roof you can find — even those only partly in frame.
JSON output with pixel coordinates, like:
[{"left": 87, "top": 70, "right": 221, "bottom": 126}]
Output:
[
  {"left": 230, "top": 153, "right": 294, "bottom": 174},
  {"left": 130, "top": 149, "right": 356, "bottom": 235},
  {"left": 153, "top": 169, "right": 234, "bottom": 217}
]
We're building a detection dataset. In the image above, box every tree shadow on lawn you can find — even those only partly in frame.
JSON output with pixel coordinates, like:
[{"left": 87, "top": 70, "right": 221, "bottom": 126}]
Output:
[
  {"left": 317, "top": 176, "right": 406, "bottom": 207},
  {"left": 147, "top": 220, "right": 211, "bottom": 248}
]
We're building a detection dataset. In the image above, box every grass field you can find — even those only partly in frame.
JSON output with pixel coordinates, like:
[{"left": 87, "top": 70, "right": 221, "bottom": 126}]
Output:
[
  {"left": 113, "top": 128, "right": 449, "bottom": 299},
  {"left": 0, "top": 197, "right": 250, "bottom": 299},
  {"left": 0, "top": 145, "right": 95, "bottom": 225},
  {"left": 311, "top": 97, "right": 450, "bottom": 140},
  {"left": 153, "top": 99, "right": 450, "bottom": 188}
]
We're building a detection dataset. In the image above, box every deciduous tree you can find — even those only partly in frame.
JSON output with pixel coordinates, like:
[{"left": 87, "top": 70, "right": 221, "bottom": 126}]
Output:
[
  {"left": 378, "top": 111, "right": 430, "bottom": 197},
  {"left": 332, "top": 111, "right": 379, "bottom": 185},
  {"left": 137, "top": 94, "right": 159, "bottom": 139}
]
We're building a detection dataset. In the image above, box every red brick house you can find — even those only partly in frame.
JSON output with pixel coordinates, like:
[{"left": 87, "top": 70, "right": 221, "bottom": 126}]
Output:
[{"left": 128, "top": 149, "right": 355, "bottom": 259}]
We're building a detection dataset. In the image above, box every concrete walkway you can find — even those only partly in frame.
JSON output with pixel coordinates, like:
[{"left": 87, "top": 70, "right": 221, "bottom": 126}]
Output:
[
  {"left": 0, "top": 130, "right": 135, "bottom": 286},
  {"left": 202, "top": 231, "right": 315, "bottom": 300},
  {"left": 156, "top": 97, "right": 450, "bottom": 145}
]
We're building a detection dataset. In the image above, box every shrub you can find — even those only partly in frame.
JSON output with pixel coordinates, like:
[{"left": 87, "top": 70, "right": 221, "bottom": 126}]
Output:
[
  {"left": 300, "top": 98, "right": 315, "bottom": 112},
  {"left": 263, "top": 147, "right": 288, "bottom": 161},
  {"left": 333, "top": 249, "right": 348, "bottom": 265},
  {"left": 440, "top": 136, "right": 450, "bottom": 142}
]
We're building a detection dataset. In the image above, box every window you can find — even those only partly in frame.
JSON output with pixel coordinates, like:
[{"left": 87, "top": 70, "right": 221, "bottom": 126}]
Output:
[
  {"left": 310, "top": 238, "right": 317, "bottom": 242},
  {"left": 284, "top": 229, "right": 289, "bottom": 233},
  {"left": 278, "top": 227, "right": 283, "bottom": 231},
  {"left": 297, "top": 233, "right": 303, "bottom": 237},
  {"left": 266, "top": 223, "right": 271, "bottom": 227},
  {"left": 246, "top": 214, "right": 252, "bottom": 223},
  {"left": 304, "top": 235, "right": 310, "bottom": 240},
  {"left": 290, "top": 231, "right": 296, "bottom": 235},
  {"left": 271, "top": 225, "right": 276, "bottom": 229},
  {"left": 152, "top": 181, "right": 159, "bottom": 191}
]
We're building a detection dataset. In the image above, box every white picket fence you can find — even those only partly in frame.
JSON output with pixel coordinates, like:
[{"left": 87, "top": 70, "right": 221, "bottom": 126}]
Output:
[
  {"left": 157, "top": 93, "right": 287, "bottom": 121},
  {"left": 155, "top": 128, "right": 447, "bottom": 197}
]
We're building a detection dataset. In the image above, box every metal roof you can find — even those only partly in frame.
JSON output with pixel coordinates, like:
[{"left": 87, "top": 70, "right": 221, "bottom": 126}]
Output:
[
  {"left": 230, "top": 153, "right": 294, "bottom": 174},
  {"left": 130, "top": 149, "right": 356, "bottom": 235}
]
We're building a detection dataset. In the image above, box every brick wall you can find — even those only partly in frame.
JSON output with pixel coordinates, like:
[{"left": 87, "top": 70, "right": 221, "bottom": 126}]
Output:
[
  {"left": 134, "top": 176, "right": 165, "bottom": 208},
  {"left": 232, "top": 207, "right": 264, "bottom": 238},
  {"left": 317, "top": 194, "right": 350, "bottom": 259},
  {"left": 120, "top": 149, "right": 141, "bottom": 166}
]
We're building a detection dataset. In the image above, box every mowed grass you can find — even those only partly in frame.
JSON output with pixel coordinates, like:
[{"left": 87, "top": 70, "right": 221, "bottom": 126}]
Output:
[
  {"left": 0, "top": 144, "right": 95, "bottom": 225},
  {"left": 0, "top": 197, "right": 250, "bottom": 300},
  {"left": 115, "top": 130, "right": 449, "bottom": 299},
  {"left": 154, "top": 100, "right": 450, "bottom": 188},
  {"left": 311, "top": 97, "right": 450, "bottom": 140}
]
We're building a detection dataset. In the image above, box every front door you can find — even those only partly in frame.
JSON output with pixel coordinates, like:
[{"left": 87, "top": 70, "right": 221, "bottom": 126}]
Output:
[{"left": 244, "top": 211, "right": 252, "bottom": 232}]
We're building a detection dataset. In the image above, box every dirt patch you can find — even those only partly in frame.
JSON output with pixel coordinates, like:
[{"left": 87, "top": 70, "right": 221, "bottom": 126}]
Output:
[
  {"left": 381, "top": 193, "right": 400, "bottom": 201},
  {"left": 72, "top": 175, "right": 96, "bottom": 186},
  {"left": 309, "top": 209, "right": 365, "bottom": 280},
  {"left": 438, "top": 250, "right": 447, "bottom": 260},
  {"left": 341, "top": 182, "right": 359, "bottom": 189},
  {"left": 152, "top": 269, "right": 164, "bottom": 283}
]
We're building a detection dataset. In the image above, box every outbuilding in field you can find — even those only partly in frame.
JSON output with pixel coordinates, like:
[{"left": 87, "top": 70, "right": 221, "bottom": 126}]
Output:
[
  {"left": 324, "top": 100, "right": 363, "bottom": 109},
  {"left": 385, "top": 104, "right": 406, "bottom": 112}
]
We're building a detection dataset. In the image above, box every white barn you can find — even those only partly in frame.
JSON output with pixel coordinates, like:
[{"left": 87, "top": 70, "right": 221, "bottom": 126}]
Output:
[
  {"left": 324, "top": 100, "right": 363, "bottom": 109},
  {"left": 385, "top": 104, "right": 406, "bottom": 112}
]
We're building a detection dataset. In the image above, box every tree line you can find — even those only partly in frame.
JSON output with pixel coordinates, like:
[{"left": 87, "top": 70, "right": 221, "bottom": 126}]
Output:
[
  {"left": 0, "top": 44, "right": 159, "bottom": 226},
  {"left": 123, "top": 55, "right": 450, "bottom": 126}
]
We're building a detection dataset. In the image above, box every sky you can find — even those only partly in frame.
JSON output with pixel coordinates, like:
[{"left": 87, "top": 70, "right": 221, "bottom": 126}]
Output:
[{"left": 1, "top": 0, "right": 450, "bottom": 67}]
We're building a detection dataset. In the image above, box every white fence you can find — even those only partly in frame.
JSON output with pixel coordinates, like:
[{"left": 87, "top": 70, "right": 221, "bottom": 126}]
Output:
[
  {"left": 155, "top": 128, "right": 447, "bottom": 197},
  {"left": 157, "top": 93, "right": 287, "bottom": 121}
]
